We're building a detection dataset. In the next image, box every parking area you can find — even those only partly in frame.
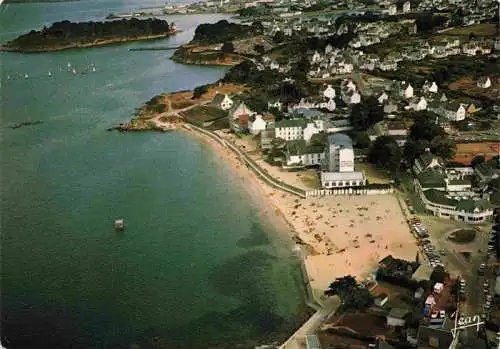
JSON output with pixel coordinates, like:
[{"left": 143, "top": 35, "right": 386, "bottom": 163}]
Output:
[{"left": 410, "top": 217, "right": 447, "bottom": 269}]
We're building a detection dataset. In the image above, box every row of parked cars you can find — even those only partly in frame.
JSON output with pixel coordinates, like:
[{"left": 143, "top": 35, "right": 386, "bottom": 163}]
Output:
[
  {"left": 412, "top": 218, "right": 445, "bottom": 268},
  {"left": 481, "top": 209, "right": 500, "bottom": 318}
]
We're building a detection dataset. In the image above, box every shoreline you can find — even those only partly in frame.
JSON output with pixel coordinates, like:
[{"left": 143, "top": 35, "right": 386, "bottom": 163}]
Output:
[
  {"left": 177, "top": 124, "right": 418, "bottom": 291},
  {"left": 179, "top": 126, "right": 322, "bottom": 299},
  {"left": 0, "top": 31, "right": 179, "bottom": 53}
]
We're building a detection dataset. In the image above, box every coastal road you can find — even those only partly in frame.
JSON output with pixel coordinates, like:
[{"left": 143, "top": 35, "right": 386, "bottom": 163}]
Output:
[{"left": 280, "top": 298, "right": 340, "bottom": 349}]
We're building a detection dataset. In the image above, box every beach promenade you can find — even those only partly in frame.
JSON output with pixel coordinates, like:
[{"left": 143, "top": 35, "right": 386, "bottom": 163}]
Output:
[{"left": 280, "top": 297, "right": 340, "bottom": 349}]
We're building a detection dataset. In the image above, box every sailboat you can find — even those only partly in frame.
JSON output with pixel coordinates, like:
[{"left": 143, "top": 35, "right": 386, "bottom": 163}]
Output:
[
  {"left": 92, "top": 66, "right": 96, "bottom": 72},
  {"left": 67, "top": 62, "right": 72, "bottom": 68},
  {"left": 24, "top": 73, "right": 29, "bottom": 79},
  {"left": 72, "top": 68, "right": 77, "bottom": 75},
  {"left": 48, "top": 71, "right": 52, "bottom": 77}
]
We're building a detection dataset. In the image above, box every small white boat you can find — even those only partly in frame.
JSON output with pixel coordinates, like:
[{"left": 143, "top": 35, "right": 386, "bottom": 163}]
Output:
[
  {"left": 48, "top": 71, "right": 52, "bottom": 77},
  {"left": 72, "top": 68, "right": 77, "bottom": 75},
  {"left": 24, "top": 74, "right": 29, "bottom": 79},
  {"left": 67, "top": 62, "right": 71, "bottom": 68},
  {"left": 7, "top": 75, "right": 10, "bottom": 80},
  {"left": 92, "top": 67, "right": 96, "bottom": 72},
  {"left": 114, "top": 218, "right": 125, "bottom": 231}
]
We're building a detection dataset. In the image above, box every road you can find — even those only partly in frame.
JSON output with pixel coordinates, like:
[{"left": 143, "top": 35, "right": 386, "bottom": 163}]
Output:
[{"left": 280, "top": 297, "right": 340, "bottom": 349}]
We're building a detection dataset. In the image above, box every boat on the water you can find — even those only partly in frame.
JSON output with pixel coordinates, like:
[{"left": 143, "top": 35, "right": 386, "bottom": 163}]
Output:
[{"left": 114, "top": 218, "right": 124, "bottom": 231}]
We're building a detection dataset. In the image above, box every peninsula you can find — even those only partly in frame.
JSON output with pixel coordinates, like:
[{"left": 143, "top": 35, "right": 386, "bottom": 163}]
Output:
[
  {"left": 171, "top": 20, "right": 265, "bottom": 66},
  {"left": 1, "top": 18, "right": 176, "bottom": 53}
]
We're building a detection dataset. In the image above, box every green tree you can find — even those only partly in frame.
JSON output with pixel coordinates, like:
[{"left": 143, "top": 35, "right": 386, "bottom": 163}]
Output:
[
  {"left": 430, "top": 136, "right": 456, "bottom": 161},
  {"left": 430, "top": 265, "right": 446, "bottom": 284},
  {"left": 324, "top": 275, "right": 357, "bottom": 300},
  {"left": 254, "top": 44, "right": 265, "bottom": 56},
  {"left": 471, "top": 155, "right": 486, "bottom": 168},
  {"left": 344, "top": 287, "right": 374, "bottom": 310},
  {"left": 324, "top": 275, "right": 374, "bottom": 311},
  {"left": 349, "top": 97, "right": 384, "bottom": 131},
  {"left": 409, "top": 115, "right": 444, "bottom": 141},
  {"left": 221, "top": 41, "right": 234, "bottom": 53},
  {"left": 354, "top": 132, "right": 372, "bottom": 149},
  {"left": 368, "top": 136, "right": 402, "bottom": 175},
  {"left": 192, "top": 84, "right": 209, "bottom": 99},
  {"left": 273, "top": 30, "right": 285, "bottom": 43}
]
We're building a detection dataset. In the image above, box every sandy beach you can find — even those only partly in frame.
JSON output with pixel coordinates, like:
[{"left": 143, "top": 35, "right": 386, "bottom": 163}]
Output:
[{"left": 182, "top": 127, "right": 419, "bottom": 294}]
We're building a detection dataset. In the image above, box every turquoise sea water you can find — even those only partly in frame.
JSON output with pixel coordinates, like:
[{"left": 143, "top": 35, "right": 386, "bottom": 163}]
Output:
[{"left": 0, "top": 1, "right": 310, "bottom": 348}]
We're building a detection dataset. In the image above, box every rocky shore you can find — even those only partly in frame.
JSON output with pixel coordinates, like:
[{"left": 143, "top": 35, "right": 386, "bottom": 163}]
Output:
[
  {"left": 171, "top": 46, "right": 243, "bottom": 66},
  {"left": 107, "top": 120, "right": 176, "bottom": 133}
]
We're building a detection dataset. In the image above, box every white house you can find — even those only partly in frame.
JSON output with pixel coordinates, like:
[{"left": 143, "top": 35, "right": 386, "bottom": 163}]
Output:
[
  {"left": 378, "top": 92, "right": 389, "bottom": 104},
  {"left": 274, "top": 119, "right": 307, "bottom": 141},
  {"left": 402, "top": 83, "right": 414, "bottom": 99},
  {"left": 211, "top": 93, "right": 234, "bottom": 110},
  {"left": 402, "top": 1, "right": 411, "bottom": 13},
  {"left": 444, "top": 103, "right": 467, "bottom": 121},
  {"left": 268, "top": 100, "right": 282, "bottom": 111},
  {"left": 379, "top": 60, "right": 398, "bottom": 71},
  {"left": 323, "top": 85, "right": 336, "bottom": 99},
  {"left": 284, "top": 140, "right": 325, "bottom": 167},
  {"left": 311, "top": 51, "right": 322, "bottom": 64},
  {"left": 270, "top": 61, "right": 280, "bottom": 70},
  {"left": 303, "top": 121, "right": 323, "bottom": 143},
  {"left": 342, "top": 89, "right": 361, "bottom": 105},
  {"left": 387, "top": 4, "right": 397, "bottom": 15},
  {"left": 345, "top": 80, "right": 357, "bottom": 92},
  {"left": 406, "top": 96, "right": 427, "bottom": 111},
  {"left": 477, "top": 77, "right": 491, "bottom": 89},
  {"left": 228, "top": 102, "right": 253, "bottom": 132},
  {"left": 324, "top": 44, "right": 333, "bottom": 55},
  {"left": 248, "top": 114, "right": 267, "bottom": 135},
  {"left": 423, "top": 81, "right": 438, "bottom": 94}
]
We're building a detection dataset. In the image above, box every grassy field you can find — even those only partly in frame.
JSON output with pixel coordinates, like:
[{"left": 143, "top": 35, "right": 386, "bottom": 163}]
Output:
[
  {"left": 299, "top": 170, "right": 321, "bottom": 189},
  {"left": 181, "top": 106, "right": 227, "bottom": 126},
  {"left": 355, "top": 163, "right": 391, "bottom": 184},
  {"left": 448, "top": 76, "right": 500, "bottom": 101},
  {"left": 448, "top": 229, "right": 477, "bottom": 243},
  {"left": 439, "top": 23, "right": 497, "bottom": 37}
]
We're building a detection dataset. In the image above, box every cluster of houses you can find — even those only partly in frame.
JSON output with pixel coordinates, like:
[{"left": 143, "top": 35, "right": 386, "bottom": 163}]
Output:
[
  {"left": 210, "top": 93, "right": 275, "bottom": 135},
  {"left": 417, "top": 0, "right": 498, "bottom": 25},
  {"left": 308, "top": 36, "right": 494, "bottom": 79},
  {"left": 210, "top": 85, "right": 368, "bottom": 190},
  {"left": 412, "top": 151, "right": 496, "bottom": 223},
  {"left": 371, "top": 255, "right": 460, "bottom": 349}
]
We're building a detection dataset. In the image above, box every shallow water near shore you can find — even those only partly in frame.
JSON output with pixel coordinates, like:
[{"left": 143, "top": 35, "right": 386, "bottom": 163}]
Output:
[{"left": 0, "top": 2, "right": 310, "bottom": 348}]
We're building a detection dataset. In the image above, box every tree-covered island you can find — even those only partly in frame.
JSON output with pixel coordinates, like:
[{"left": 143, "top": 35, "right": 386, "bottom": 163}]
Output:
[{"left": 1, "top": 18, "right": 177, "bottom": 53}]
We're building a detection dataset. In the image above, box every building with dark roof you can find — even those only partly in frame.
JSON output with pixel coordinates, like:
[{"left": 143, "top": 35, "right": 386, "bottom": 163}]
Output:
[
  {"left": 284, "top": 139, "right": 326, "bottom": 167},
  {"left": 419, "top": 189, "right": 493, "bottom": 223},
  {"left": 412, "top": 151, "right": 493, "bottom": 224},
  {"left": 416, "top": 323, "right": 454, "bottom": 349}
]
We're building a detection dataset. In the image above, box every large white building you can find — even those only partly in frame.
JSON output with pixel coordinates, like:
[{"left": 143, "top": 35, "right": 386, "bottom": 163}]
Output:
[
  {"left": 274, "top": 119, "right": 307, "bottom": 141},
  {"left": 274, "top": 118, "right": 324, "bottom": 143},
  {"left": 321, "top": 134, "right": 365, "bottom": 188},
  {"left": 326, "top": 133, "right": 354, "bottom": 172},
  {"left": 413, "top": 152, "right": 493, "bottom": 224}
]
